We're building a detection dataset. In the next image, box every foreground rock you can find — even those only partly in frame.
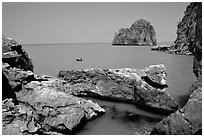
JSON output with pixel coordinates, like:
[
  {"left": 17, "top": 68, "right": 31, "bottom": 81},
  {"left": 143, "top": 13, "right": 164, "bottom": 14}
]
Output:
[
  {"left": 58, "top": 64, "right": 178, "bottom": 114},
  {"left": 2, "top": 36, "right": 105, "bottom": 135},
  {"left": 112, "top": 19, "right": 157, "bottom": 46},
  {"left": 2, "top": 72, "right": 105, "bottom": 135},
  {"left": 2, "top": 35, "right": 33, "bottom": 71},
  {"left": 150, "top": 84, "right": 202, "bottom": 135}
]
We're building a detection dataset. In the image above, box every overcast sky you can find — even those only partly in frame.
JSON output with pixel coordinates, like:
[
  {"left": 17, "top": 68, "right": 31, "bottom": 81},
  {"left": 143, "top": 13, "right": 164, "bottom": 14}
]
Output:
[{"left": 2, "top": 2, "right": 189, "bottom": 44}]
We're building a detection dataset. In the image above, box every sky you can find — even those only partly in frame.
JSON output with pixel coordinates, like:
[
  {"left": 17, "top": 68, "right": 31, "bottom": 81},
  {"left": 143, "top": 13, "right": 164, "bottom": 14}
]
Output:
[{"left": 2, "top": 2, "right": 190, "bottom": 44}]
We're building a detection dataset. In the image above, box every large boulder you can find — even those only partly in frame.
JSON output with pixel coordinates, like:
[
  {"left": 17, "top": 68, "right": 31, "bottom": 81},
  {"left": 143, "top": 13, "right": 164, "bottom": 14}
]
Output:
[
  {"left": 58, "top": 64, "right": 178, "bottom": 114},
  {"left": 2, "top": 35, "right": 33, "bottom": 71},
  {"left": 112, "top": 19, "right": 157, "bottom": 46},
  {"left": 2, "top": 75, "right": 105, "bottom": 135}
]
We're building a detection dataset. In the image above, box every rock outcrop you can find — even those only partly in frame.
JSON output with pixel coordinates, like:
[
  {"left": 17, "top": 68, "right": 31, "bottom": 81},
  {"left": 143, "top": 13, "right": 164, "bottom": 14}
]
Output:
[
  {"left": 170, "top": 2, "right": 202, "bottom": 55},
  {"left": 2, "top": 35, "right": 33, "bottom": 71},
  {"left": 150, "top": 2, "right": 202, "bottom": 135},
  {"left": 2, "top": 36, "right": 105, "bottom": 135},
  {"left": 58, "top": 64, "right": 178, "bottom": 114},
  {"left": 150, "top": 85, "right": 202, "bottom": 135},
  {"left": 112, "top": 19, "right": 157, "bottom": 46}
]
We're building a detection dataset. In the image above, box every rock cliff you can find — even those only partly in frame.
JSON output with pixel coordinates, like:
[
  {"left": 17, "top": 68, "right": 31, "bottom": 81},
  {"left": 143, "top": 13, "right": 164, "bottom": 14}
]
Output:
[
  {"left": 171, "top": 2, "right": 202, "bottom": 55},
  {"left": 112, "top": 19, "right": 157, "bottom": 46},
  {"left": 150, "top": 2, "right": 202, "bottom": 135}
]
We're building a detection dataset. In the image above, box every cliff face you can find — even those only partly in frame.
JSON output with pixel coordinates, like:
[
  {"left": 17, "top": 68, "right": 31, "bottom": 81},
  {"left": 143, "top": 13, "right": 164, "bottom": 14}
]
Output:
[
  {"left": 112, "top": 19, "right": 157, "bottom": 46},
  {"left": 150, "top": 2, "right": 202, "bottom": 135},
  {"left": 173, "top": 2, "right": 202, "bottom": 56}
]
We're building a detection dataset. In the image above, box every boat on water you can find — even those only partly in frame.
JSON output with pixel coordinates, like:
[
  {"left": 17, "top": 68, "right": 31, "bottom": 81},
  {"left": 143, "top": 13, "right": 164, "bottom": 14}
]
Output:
[{"left": 76, "top": 57, "right": 83, "bottom": 61}]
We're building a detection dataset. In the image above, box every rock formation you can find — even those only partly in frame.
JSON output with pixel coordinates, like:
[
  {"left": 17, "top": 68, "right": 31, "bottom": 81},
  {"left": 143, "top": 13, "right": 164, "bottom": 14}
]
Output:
[
  {"left": 2, "top": 36, "right": 105, "bottom": 135},
  {"left": 112, "top": 19, "right": 157, "bottom": 46},
  {"left": 2, "top": 35, "right": 33, "bottom": 71},
  {"left": 170, "top": 2, "right": 202, "bottom": 55},
  {"left": 150, "top": 2, "right": 202, "bottom": 135},
  {"left": 58, "top": 64, "right": 178, "bottom": 114}
]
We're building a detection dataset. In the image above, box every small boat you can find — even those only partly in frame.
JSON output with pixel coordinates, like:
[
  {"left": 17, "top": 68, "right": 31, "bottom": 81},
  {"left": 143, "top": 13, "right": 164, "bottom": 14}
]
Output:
[{"left": 76, "top": 57, "right": 83, "bottom": 61}]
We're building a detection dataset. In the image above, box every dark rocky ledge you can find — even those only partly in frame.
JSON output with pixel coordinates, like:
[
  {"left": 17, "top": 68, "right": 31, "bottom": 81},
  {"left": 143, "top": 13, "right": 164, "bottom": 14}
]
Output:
[
  {"left": 112, "top": 19, "right": 157, "bottom": 46},
  {"left": 58, "top": 64, "right": 178, "bottom": 114}
]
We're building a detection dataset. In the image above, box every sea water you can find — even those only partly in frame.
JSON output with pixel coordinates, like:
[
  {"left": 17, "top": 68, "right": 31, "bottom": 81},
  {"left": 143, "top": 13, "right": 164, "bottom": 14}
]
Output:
[{"left": 23, "top": 43, "right": 196, "bottom": 134}]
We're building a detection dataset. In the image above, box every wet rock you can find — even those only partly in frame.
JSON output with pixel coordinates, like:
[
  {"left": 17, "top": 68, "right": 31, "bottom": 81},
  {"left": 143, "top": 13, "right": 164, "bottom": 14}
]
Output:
[
  {"left": 112, "top": 19, "right": 157, "bottom": 46},
  {"left": 58, "top": 64, "right": 178, "bottom": 114},
  {"left": 150, "top": 86, "right": 202, "bottom": 135},
  {"left": 2, "top": 76, "right": 105, "bottom": 135},
  {"left": 2, "top": 35, "right": 33, "bottom": 71}
]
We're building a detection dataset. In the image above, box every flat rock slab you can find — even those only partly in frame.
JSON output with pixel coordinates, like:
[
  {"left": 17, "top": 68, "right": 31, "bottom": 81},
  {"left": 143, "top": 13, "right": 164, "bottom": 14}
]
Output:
[{"left": 58, "top": 64, "right": 178, "bottom": 114}]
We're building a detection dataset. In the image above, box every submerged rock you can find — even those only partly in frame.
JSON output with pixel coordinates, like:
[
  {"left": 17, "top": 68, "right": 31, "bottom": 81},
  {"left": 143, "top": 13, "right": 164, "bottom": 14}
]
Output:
[
  {"left": 58, "top": 64, "right": 178, "bottom": 114},
  {"left": 2, "top": 35, "right": 33, "bottom": 71},
  {"left": 112, "top": 19, "right": 157, "bottom": 46}
]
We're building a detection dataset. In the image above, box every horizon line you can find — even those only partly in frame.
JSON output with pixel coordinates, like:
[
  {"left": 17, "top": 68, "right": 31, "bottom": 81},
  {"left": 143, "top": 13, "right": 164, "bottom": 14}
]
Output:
[{"left": 22, "top": 41, "right": 173, "bottom": 45}]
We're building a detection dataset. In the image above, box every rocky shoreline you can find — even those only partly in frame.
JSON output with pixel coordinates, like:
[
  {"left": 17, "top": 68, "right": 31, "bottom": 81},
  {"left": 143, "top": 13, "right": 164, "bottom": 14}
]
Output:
[{"left": 2, "top": 2, "right": 202, "bottom": 135}]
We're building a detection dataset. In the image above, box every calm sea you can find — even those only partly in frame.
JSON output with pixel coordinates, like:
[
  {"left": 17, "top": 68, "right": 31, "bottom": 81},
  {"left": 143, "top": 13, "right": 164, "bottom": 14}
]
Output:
[{"left": 23, "top": 43, "right": 196, "bottom": 134}]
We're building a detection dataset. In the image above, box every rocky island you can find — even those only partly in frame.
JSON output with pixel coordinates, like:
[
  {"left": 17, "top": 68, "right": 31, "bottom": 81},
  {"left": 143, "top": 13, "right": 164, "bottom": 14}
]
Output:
[{"left": 112, "top": 19, "right": 157, "bottom": 46}]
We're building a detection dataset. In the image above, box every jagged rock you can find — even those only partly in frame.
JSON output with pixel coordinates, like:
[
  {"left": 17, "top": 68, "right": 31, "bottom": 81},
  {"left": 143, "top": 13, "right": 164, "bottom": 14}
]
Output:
[
  {"left": 170, "top": 2, "right": 202, "bottom": 56},
  {"left": 150, "top": 3, "right": 202, "bottom": 134},
  {"left": 2, "top": 35, "right": 33, "bottom": 71},
  {"left": 58, "top": 64, "right": 178, "bottom": 114},
  {"left": 112, "top": 19, "right": 157, "bottom": 46},
  {"left": 2, "top": 63, "right": 34, "bottom": 92},
  {"left": 2, "top": 75, "right": 105, "bottom": 135},
  {"left": 150, "top": 85, "right": 202, "bottom": 135}
]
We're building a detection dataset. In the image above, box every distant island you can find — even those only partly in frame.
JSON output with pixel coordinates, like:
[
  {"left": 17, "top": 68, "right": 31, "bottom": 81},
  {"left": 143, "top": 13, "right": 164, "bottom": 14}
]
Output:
[{"left": 112, "top": 19, "right": 157, "bottom": 46}]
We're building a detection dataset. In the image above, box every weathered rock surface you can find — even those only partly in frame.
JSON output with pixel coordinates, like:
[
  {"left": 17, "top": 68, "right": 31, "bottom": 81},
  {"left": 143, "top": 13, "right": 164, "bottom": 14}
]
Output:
[
  {"left": 58, "top": 64, "right": 178, "bottom": 114},
  {"left": 150, "top": 2, "right": 202, "bottom": 135},
  {"left": 112, "top": 19, "right": 157, "bottom": 46},
  {"left": 170, "top": 2, "right": 202, "bottom": 56},
  {"left": 150, "top": 85, "right": 202, "bottom": 135},
  {"left": 2, "top": 35, "right": 33, "bottom": 71},
  {"left": 2, "top": 36, "right": 105, "bottom": 135},
  {"left": 2, "top": 74, "right": 105, "bottom": 135}
]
